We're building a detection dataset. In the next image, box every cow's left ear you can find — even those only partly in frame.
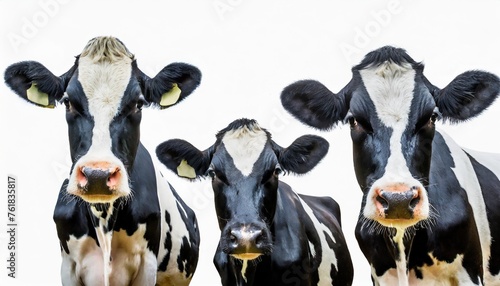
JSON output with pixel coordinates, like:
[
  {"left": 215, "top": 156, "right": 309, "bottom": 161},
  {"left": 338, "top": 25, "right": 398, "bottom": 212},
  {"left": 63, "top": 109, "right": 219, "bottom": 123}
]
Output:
[
  {"left": 275, "top": 135, "right": 329, "bottom": 174},
  {"left": 137, "top": 62, "right": 201, "bottom": 109},
  {"left": 431, "top": 70, "right": 500, "bottom": 122},
  {"left": 156, "top": 139, "right": 213, "bottom": 180}
]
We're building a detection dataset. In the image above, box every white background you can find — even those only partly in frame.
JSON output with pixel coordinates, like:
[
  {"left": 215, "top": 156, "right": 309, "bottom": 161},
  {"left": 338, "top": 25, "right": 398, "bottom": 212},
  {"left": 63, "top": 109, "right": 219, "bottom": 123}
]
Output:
[{"left": 1, "top": 1, "right": 500, "bottom": 285}]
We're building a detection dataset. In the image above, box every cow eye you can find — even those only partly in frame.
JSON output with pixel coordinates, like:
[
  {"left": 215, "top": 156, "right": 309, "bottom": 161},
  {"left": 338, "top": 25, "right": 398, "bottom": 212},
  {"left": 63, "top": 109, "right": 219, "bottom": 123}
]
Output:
[
  {"left": 136, "top": 96, "right": 148, "bottom": 111},
  {"left": 348, "top": 117, "right": 358, "bottom": 129},
  {"left": 207, "top": 168, "right": 216, "bottom": 179},
  {"left": 274, "top": 164, "right": 283, "bottom": 176},
  {"left": 416, "top": 110, "right": 441, "bottom": 133},
  {"left": 60, "top": 95, "right": 71, "bottom": 110},
  {"left": 430, "top": 112, "right": 440, "bottom": 124}
]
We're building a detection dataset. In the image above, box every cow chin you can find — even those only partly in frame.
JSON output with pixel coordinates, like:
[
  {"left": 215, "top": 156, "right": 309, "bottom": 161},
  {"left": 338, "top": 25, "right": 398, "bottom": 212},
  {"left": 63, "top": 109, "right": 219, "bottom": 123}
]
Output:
[{"left": 231, "top": 253, "right": 262, "bottom": 261}]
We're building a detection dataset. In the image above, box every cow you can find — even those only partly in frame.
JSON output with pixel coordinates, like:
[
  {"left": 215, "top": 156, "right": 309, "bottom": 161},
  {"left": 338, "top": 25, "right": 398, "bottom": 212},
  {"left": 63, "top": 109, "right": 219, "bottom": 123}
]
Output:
[
  {"left": 4, "top": 36, "right": 201, "bottom": 286},
  {"left": 155, "top": 118, "right": 354, "bottom": 285},
  {"left": 280, "top": 46, "right": 500, "bottom": 285}
]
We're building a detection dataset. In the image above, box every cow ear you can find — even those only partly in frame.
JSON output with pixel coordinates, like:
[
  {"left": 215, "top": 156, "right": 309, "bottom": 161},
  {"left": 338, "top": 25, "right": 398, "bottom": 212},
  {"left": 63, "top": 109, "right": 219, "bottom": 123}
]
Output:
[
  {"left": 138, "top": 62, "right": 201, "bottom": 109},
  {"left": 156, "top": 139, "right": 212, "bottom": 180},
  {"left": 432, "top": 70, "right": 500, "bottom": 122},
  {"left": 4, "top": 61, "right": 68, "bottom": 108},
  {"left": 276, "top": 135, "right": 329, "bottom": 174},
  {"left": 281, "top": 79, "right": 349, "bottom": 130}
]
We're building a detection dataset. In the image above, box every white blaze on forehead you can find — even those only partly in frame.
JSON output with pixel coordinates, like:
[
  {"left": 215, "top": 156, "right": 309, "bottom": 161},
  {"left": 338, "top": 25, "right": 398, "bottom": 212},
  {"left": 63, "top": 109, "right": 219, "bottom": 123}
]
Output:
[
  {"left": 222, "top": 124, "right": 268, "bottom": 176},
  {"left": 359, "top": 61, "right": 415, "bottom": 127},
  {"left": 78, "top": 55, "right": 132, "bottom": 152},
  {"left": 360, "top": 62, "right": 418, "bottom": 181}
]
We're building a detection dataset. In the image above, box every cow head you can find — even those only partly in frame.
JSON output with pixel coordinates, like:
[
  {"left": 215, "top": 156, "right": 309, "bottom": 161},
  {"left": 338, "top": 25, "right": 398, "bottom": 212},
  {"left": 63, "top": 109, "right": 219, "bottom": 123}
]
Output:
[
  {"left": 281, "top": 46, "right": 500, "bottom": 231},
  {"left": 156, "top": 118, "right": 328, "bottom": 260},
  {"left": 4, "top": 36, "right": 201, "bottom": 204}
]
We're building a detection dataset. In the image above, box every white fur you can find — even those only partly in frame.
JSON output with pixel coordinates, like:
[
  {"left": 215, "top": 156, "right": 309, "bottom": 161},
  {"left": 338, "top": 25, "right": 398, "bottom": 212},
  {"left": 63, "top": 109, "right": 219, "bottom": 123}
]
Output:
[
  {"left": 222, "top": 124, "right": 268, "bottom": 176},
  {"left": 61, "top": 235, "right": 105, "bottom": 285},
  {"left": 61, "top": 224, "right": 158, "bottom": 286},
  {"left": 375, "top": 253, "right": 479, "bottom": 286},
  {"left": 360, "top": 62, "right": 429, "bottom": 226}
]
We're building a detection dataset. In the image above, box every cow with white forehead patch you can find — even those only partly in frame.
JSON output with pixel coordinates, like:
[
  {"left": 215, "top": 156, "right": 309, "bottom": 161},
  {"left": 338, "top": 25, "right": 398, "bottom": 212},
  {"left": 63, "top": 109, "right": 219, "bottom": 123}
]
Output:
[
  {"left": 4, "top": 36, "right": 201, "bottom": 285},
  {"left": 280, "top": 46, "right": 500, "bottom": 285},
  {"left": 156, "top": 118, "right": 354, "bottom": 286}
]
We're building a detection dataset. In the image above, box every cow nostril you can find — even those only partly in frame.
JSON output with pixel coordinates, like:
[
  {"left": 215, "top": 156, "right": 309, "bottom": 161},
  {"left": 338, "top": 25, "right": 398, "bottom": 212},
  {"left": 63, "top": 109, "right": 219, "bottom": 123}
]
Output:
[
  {"left": 254, "top": 231, "right": 265, "bottom": 246},
  {"left": 229, "top": 232, "right": 237, "bottom": 244},
  {"left": 409, "top": 197, "right": 420, "bottom": 209},
  {"left": 107, "top": 168, "right": 120, "bottom": 189},
  {"left": 376, "top": 194, "right": 389, "bottom": 209}
]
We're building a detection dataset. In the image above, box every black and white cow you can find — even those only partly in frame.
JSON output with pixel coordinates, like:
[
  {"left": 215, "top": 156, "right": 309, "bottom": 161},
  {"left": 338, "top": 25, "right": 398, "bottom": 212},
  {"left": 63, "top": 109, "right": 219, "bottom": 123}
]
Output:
[
  {"left": 156, "top": 118, "right": 354, "bottom": 285},
  {"left": 280, "top": 46, "right": 500, "bottom": 285},
  {"left": 4, "top": 36, "right": 201, "bottom": 285}
]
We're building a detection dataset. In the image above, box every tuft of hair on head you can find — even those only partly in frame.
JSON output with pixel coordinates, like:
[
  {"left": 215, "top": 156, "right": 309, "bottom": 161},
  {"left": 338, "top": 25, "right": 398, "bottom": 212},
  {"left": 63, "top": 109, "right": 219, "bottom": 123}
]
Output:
[{"left": 79, "top": 36, "right": 135, "bottom": 63}]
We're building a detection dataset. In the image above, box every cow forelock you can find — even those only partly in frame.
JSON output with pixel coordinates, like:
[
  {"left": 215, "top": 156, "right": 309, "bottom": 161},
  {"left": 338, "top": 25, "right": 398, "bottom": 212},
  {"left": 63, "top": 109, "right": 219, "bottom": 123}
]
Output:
[
  {"left": 358, "top": 61, "right": 429, "bottom": 227},
  {"left": 221, "top": 124, "right": 268, "bottom": 177}
]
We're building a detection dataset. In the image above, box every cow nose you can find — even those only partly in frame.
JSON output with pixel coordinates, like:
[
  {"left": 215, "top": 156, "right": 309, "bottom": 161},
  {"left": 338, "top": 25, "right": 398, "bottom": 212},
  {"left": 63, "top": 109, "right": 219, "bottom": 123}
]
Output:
[
  {"left": 224, "top": 224, "right": 271, "bottom": 259},
  {"left": 76, "top": 165, "right": 121, "bottom": 195},
  {"left": 376, "top": 187, "right": 420, "bottom": 219}
]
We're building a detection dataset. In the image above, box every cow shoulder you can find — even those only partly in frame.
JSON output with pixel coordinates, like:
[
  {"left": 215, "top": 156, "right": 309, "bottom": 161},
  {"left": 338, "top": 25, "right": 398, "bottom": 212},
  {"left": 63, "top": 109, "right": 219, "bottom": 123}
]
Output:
[{"left": 271, "top": 182, "right": 311, "bottom": 267}]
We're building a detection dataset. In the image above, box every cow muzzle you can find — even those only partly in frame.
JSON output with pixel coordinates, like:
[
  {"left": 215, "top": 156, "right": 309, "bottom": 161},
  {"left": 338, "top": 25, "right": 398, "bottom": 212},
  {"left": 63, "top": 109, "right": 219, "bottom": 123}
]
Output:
[
  {"left": 366, "top": 183, "right": 429, "bottom": 227},
  {"left": 78, "top": 166, "right": 120, "bottom": 193},
  {"left": 222, "top": 223, "right": 272, "bottom": 260},
  {"left": 68, "top": 159, "right": 130, "bottom": 203}
]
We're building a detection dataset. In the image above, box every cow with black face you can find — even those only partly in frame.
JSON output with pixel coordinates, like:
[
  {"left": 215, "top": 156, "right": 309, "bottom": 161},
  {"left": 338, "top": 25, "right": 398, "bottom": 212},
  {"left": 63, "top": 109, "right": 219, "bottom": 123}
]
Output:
[
  {"left": 281, "top": 46, "right": 500, "bottom": 285},
  {"left": 156, "top": 118, "right": 354, "bottom": 286},
  {"left": 4, "top": 36, "right": 201, "bottom": 285}
]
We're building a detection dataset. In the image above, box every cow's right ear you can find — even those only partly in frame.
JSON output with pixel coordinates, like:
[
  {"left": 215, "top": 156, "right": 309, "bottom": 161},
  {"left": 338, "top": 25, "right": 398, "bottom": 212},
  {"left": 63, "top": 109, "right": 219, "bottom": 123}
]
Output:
[
  {"left": 4, "top": 61, "right": 68, "bottom": 108},
  {"left": 280, "top": 79, "right": 350, "bottom": 130},
  {"left": 156, "top": 139, "right": 213, "bottom": 180}
]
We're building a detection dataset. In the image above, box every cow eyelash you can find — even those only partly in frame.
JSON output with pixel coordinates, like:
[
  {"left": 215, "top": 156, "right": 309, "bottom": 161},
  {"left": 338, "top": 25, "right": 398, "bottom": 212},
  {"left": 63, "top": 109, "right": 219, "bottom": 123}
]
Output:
[
  {"left": 274, "top": 164, "right": 283, "bottom": 176},
  {"left": 345, "top": 114, "right": 373, "bottom": 133},
  {"left": 416, "top": 109, "right": 441, "bottom": 132}
]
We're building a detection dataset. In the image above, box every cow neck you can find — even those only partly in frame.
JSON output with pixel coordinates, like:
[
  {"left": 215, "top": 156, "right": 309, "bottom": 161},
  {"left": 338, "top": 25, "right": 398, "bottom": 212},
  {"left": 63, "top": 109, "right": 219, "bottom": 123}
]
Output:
[
  {"left": 88, "top": 201, "right": 122, "bottom": 286},
  {"left": 383, "top": 227, "right": 415, "bottom": 285},
  {"left": 229, "top": 255, "right": 260, "bottom": 286}
]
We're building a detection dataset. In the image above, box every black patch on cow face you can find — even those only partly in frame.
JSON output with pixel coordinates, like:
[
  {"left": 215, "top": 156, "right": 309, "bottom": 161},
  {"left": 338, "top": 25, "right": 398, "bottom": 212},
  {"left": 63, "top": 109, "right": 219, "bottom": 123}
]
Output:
[
  {"left": 64, "top": 71, "right": 94, "bottom": 164},
  {"left": 109, "top": 75, "right": 144, "bottom": 170},
  {"left": 403, "top": 80, "right": 437, "bottom": 186},
  {"left": 348, "top": 82, "right": 391, "bottom": 193}
]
